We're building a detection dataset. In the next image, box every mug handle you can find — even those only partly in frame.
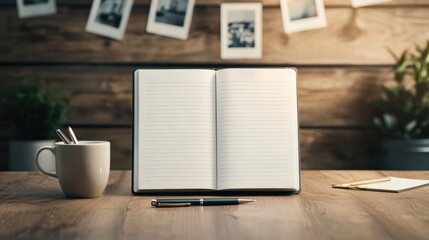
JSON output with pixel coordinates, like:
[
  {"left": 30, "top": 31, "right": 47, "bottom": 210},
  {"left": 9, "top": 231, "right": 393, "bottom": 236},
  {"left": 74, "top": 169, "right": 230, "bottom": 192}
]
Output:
[{"left": 35, "top": 146, "right": 57, "bottom": 178}]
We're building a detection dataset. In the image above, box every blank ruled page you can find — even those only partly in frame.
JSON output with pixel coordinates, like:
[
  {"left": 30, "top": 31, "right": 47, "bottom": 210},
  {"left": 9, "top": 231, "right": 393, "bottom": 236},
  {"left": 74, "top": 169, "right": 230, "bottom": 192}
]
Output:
[
  {"left": 216, "top": 69, "right": 300, "bottom": 190},
  {"left": 134, "top": 70, "right": 216, "bottom": 190}
]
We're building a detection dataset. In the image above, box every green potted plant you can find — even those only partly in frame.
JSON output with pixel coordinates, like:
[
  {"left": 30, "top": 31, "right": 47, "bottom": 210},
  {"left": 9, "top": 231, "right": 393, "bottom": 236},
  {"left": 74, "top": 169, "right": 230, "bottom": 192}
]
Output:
[
  {"left": 0, "top": 77, "right": 70, "bottom": 171},
  {"left": 371, "top": 41, "right": 429, "bottom": 169}
]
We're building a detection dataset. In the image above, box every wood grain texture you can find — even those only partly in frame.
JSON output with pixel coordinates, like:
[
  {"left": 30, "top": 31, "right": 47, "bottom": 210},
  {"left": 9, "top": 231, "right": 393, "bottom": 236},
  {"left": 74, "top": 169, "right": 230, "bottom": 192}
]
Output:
[
  {"left": 0, "top": 66, "right": 393, "bottom": 127},
  {"left": 0, "top": 171, "right": 428, "bottom": 239},
  {"left": 299, "top": 129, "right": 376, "bottom": 170},
  {"left": 0, "top": 6, "right": 428, "bottom": 64}
]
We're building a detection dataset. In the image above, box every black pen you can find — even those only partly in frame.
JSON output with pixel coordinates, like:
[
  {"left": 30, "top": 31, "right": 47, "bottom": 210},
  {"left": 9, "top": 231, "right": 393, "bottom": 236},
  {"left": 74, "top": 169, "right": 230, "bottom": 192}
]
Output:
[{"left": 151, "top": 198, "right": 255, "bottom": 207}]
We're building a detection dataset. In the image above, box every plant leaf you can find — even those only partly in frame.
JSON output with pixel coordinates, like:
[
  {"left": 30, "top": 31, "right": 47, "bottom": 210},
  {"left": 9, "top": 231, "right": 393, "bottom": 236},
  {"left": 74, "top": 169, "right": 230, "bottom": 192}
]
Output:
[
  {"left": 387, "top": 47, "right": 399, "bottom": 61},
  {"left": 383, "top": 113, "right": 397, "bottom": 129},
  {"left": 405, "top": 120, "right": 417, "bottom": 133},
  {"left": 373, "top": 117, "right": 382, "bottom": 127}
]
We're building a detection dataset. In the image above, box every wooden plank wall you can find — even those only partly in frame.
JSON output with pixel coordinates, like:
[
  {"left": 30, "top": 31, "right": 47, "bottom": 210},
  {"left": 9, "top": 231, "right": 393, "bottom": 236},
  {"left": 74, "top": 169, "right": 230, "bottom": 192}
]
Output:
[{"left": 0, "top": 0, "right": 428, "bottom": 170}]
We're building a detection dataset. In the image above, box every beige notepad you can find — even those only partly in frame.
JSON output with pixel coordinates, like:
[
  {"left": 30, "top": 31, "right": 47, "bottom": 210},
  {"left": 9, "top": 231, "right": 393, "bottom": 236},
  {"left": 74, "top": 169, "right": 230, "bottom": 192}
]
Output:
[
  {"left": 132, "top": 68, "right": 300, "bottom": 193},
  {"left": 333, "top": 177, "right": 429, "bottom": 193},
  {"left": 358, "top": 177, "right": 429, "bottom": 192}
]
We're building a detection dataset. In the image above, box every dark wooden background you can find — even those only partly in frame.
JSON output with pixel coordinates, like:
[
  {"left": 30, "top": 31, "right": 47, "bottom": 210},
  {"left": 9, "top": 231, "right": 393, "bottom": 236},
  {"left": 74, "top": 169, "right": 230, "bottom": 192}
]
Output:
[{"left": 0, "top": 0, "right": 428, "bottom": 170}]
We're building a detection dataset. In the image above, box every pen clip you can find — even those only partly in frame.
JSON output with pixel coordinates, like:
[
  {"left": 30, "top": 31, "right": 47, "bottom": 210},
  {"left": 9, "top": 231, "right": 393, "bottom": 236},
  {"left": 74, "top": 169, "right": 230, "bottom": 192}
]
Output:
[{"left": 151, "top": 201, "right": 192, "bottom": 207}]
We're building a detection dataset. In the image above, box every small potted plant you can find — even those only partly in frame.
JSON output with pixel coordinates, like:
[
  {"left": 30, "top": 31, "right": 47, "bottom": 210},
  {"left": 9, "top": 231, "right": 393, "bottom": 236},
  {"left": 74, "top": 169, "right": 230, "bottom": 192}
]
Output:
[
  {"left": 0, "top": 77, "right": 69, "bottom": 171},
  {"left": 371, "top": 41, "right": 429, "bottom": 170}
]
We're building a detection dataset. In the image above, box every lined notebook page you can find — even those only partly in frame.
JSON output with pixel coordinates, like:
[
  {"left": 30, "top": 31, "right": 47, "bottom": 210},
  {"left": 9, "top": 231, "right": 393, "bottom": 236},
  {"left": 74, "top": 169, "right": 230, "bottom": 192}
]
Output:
[
  {"left": 216, "top": 69, "right": 299, "bottom": 190},
  {"left": 135, "top": 70, "right": 216, "bottom": 190}
]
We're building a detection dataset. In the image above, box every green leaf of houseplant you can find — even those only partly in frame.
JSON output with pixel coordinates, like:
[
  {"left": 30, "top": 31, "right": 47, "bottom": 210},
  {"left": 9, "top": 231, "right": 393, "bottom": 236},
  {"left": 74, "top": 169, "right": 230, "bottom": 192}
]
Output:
[
  {"left": 371, "top": 40, "right": 429, "bottom": 140},
  {"left": 383, "top": 113, "right": 397, "bottom": 129},
  {"left": 405, "top": 120, "right": 417, "bottom": 133},
  {"left": 0, "top": 77, "right": 70, "bottom": 140}
]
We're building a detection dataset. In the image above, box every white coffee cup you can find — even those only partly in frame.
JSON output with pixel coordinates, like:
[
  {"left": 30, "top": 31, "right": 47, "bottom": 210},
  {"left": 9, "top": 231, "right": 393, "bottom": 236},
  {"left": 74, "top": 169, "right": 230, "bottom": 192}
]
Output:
[{"left": 35, "top": 141, "right": 110, "bottom": 198}]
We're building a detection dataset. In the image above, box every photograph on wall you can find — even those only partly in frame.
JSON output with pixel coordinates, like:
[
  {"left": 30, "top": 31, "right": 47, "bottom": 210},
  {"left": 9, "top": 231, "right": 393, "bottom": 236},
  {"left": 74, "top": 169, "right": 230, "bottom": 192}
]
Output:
[
  {"left": 146, "top": 0, "right": 195, "bottom": 40},
  {"left": 17, "top": 0, "right": 57, "bottom": 18},
  {"left": 280, "top": 0, "right": 327, "bottom": 34},
  {"left": 351, "top": 0, "right": 391, "bottom": 8},
  {"left": 221, "top": 3, "right": 262, "bottom": 59},
  {"left": 85, "top": 0, "right": 134, "bottom": 40}
]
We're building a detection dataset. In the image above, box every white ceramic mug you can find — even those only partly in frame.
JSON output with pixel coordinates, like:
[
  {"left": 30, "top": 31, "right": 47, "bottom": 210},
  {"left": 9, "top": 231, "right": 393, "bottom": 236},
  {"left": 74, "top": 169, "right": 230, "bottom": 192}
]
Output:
[{"left": 35, "top": 141, "right": 110, "bottom": 198}]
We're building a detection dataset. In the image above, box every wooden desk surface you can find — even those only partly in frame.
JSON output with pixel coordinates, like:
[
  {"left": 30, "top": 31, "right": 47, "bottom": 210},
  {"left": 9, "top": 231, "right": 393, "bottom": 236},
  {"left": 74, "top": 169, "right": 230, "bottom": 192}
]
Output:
[{"left": 1, "top": 171, "right": 428, "bottom": 240}]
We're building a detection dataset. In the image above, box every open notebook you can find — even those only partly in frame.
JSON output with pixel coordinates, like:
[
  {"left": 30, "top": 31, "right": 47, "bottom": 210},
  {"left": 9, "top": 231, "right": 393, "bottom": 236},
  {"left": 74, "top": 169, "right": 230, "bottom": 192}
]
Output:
[{"left": 132, "top": 68, "right": 300, "bottom": 193}]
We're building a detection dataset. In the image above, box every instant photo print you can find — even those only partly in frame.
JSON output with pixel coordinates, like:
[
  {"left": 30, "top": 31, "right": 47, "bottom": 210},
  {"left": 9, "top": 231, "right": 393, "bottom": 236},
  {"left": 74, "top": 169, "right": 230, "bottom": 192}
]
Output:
[
  {"left": 17, "top": 0, "right": 57, "bottom": 18},
  {"left": 146, "top": 0, "right": 195, "bottom": 40},
  {"left": 280, "top": 0, "right": 327, "bottom": 34},
  {"left": 220, "top": 3, "right": 262, "bottom": 59},
  {"left": 86, "top": 0, "right": 134, "bottom": 40}
]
